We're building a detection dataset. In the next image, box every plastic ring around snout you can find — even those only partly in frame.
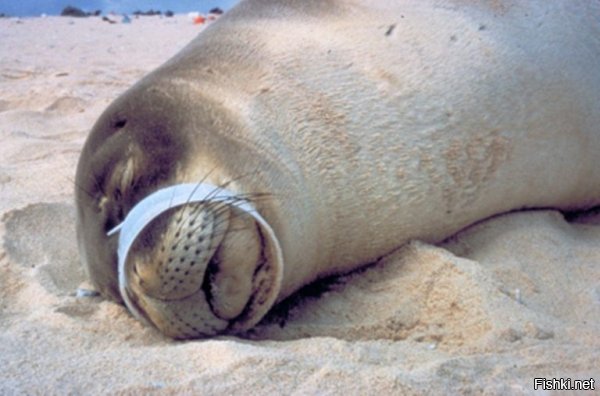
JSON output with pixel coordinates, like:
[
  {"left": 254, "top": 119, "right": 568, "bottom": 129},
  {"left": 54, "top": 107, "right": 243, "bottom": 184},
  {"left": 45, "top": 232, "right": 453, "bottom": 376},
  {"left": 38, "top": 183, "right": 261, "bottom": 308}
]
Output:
[{"left": 106, "top": 183, "right": 281, "bottom": 326}]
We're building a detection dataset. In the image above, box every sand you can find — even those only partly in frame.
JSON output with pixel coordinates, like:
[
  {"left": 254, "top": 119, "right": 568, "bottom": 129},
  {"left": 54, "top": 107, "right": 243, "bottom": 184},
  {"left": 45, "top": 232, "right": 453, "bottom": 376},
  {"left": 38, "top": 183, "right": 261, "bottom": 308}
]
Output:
[{"left": 0, "top": 15, "right": 598, "bottom": 395}]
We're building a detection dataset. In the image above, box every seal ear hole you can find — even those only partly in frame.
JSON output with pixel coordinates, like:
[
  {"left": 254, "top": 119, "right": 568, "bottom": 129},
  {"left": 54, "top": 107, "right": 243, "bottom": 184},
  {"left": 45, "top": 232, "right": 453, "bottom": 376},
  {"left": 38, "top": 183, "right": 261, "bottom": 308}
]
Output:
[{"left": 112, "top": 119, "right": 127, "bottom": 129}]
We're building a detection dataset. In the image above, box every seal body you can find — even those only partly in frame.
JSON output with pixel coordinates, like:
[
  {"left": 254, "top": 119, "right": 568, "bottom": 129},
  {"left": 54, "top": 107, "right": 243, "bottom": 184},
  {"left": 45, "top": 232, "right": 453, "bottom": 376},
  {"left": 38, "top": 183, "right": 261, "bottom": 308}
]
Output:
[{"left": 75, "top": 0, "right": 600, "bottom": 338}]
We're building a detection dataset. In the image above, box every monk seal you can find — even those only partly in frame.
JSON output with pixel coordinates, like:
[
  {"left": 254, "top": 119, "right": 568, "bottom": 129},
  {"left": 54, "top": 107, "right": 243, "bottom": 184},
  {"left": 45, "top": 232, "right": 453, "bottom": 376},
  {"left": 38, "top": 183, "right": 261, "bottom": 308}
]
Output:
[{"left": 75, "top": 0, "right": 600, "bottom": 339}]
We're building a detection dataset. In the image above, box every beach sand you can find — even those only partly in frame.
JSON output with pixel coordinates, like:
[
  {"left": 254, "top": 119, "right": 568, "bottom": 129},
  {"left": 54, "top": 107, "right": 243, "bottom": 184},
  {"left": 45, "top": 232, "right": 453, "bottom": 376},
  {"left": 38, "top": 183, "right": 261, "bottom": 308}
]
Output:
[{"left": 0, "top": 15, "right": 598, "bottom": 395}]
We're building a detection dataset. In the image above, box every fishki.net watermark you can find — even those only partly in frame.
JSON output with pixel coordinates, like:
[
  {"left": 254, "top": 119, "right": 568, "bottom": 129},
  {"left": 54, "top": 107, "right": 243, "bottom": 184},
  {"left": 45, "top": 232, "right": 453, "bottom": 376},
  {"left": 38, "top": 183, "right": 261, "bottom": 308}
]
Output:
[{"left": 533, "top": 377, "right": 595, "bottom": 391}]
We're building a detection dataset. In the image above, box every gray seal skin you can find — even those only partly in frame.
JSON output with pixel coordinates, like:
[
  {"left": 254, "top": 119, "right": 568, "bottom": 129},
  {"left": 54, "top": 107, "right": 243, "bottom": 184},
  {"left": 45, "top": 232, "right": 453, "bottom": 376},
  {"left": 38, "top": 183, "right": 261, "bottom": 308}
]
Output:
[{"left": 75, "top": 0, "right": 600, "bottom": 338}]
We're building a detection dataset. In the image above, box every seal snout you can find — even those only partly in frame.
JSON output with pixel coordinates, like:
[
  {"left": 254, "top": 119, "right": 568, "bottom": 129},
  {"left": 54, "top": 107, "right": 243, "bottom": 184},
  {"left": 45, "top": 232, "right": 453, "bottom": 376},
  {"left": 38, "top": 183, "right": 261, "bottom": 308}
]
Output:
[
  {"left": 114, "top": 184, "right": 283, "bottom": 339},
  {"left": 130, "top": 202, "right": 229, "bottom": 301}
]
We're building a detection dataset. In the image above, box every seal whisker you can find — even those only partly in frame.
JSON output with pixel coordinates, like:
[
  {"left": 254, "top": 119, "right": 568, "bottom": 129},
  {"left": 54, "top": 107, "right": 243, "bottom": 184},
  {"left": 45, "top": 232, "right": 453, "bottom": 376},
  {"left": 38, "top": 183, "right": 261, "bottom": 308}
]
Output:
[
  {"left": 213, "top": 169, "right": 263, "bottom": 191},
  {"left": 171, "top": 176, "right": 238, "bottom": 237},
  {"left": 168, "top": 170, "right": 222, "bottom": 237},
  {"left": 169, "top": 191, "right": 274, "bottom": 247},
  {"left": 169, "top": 203, "right": 231, "bottom": 247},
  {"left": 181, "top": 167, "right": 220, "bottom": 207},
  {"left": 170, "top": 184, "right": 267, "bottom": 240},
  {"left": 70, "top": 176, "right": 95, "bottom": 201},
  {"left": 167, "top": 189, "right": 272, "bottom": 251}
]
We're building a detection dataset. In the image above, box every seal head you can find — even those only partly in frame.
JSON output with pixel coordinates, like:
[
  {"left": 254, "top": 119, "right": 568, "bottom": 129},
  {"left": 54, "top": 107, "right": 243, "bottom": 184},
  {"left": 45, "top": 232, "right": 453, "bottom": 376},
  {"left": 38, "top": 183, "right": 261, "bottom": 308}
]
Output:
[{"left": 75, "top": 77, "right": 286, "bottom": 338}]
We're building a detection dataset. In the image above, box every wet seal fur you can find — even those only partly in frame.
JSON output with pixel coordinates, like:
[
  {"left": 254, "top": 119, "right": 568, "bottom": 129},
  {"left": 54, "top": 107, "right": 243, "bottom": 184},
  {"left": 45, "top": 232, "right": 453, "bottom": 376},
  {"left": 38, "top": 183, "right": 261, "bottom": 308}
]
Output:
[{"left": 75, "top": 0, "right": 600, "bottom": 338}]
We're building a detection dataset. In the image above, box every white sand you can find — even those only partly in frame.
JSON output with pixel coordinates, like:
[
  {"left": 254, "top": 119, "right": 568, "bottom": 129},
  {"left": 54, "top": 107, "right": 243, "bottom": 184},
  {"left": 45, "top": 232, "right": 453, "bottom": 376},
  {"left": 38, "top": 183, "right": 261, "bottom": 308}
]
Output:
[{"left": 0, "top": 16, "right": 598, "bottom": 395}]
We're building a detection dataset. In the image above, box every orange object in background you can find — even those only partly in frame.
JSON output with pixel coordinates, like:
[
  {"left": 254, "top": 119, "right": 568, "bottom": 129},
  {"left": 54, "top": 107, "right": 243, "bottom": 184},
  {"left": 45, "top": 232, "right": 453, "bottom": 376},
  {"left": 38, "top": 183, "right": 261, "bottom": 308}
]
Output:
[{"left": 193, "top": 15, "right": 205, "bottom": 25}]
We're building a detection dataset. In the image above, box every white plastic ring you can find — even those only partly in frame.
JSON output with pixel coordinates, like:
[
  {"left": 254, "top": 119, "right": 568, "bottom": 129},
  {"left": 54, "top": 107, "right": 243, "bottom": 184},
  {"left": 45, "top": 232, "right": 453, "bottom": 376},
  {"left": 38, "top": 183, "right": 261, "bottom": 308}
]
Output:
[{"left": 107, "top": 183, "right": 278, "bottom": 324}]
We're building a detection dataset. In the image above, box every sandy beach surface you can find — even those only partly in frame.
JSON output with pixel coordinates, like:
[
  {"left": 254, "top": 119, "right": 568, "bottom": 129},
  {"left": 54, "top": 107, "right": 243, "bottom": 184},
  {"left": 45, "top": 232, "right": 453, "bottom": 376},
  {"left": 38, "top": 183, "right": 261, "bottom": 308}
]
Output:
[{"left": 0, "top": 15, "right": 598, "bottom": 395}]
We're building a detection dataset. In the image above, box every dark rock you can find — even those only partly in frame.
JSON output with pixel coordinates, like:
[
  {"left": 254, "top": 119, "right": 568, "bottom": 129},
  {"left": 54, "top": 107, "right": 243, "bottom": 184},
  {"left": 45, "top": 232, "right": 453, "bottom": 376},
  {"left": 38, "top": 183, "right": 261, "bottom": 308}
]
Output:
[
  {"left": 60, "top": 6, "right": 86, "bottom": 17},
  {"left": 209, "top": 7, "right": 224, "bottom": 14},
  {"left": 133, "top": 9, "right": 162, "bottom": 16}
]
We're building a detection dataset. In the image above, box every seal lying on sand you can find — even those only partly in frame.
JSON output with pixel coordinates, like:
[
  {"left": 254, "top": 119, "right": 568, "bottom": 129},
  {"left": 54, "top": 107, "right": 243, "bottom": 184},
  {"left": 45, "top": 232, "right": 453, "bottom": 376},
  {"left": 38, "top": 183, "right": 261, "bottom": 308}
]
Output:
[{"left": 75, "top": 0, "right": 600, "bottom": 339}]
